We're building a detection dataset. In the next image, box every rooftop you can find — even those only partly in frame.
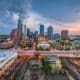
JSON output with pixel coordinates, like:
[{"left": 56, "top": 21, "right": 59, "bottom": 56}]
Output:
[{"left": 0, "top": 50, "right": 17, "bottom": 64}]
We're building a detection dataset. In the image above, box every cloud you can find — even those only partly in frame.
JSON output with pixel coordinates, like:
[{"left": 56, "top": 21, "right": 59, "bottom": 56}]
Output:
[
  {"left": 0, "top": 0, "right": 32, "bottom": 19},
  {"left": 73, "top": 9, "right": 80, "bottom": 14},
  {"left": 12, "top": 12, "right": 19, "bottom": 22},
  {"left": 23, "top": 10, "right": 80, "bottom": 35},
  {"left": 0, "top": 0, "right": 32, "bottom": 34},
  {"left": 60, "top": 9, "right": 80, "bottom": 23},
  {"left": 0, "top": 0, "right": 80, "bottom": 35}
]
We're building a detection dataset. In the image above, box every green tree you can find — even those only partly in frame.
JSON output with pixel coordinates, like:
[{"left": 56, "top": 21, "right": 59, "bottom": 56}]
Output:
[{"left": 41, "top": 59, "right": 52, "bottom": 75}]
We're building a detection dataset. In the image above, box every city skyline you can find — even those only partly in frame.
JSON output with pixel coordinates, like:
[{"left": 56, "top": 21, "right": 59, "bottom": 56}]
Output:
[{"left": 0, "top": 0, "right": 80, "bottom": 35}]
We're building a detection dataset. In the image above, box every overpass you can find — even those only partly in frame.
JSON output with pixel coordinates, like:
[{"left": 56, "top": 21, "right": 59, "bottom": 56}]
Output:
[{"left": 17, "top": 50, "right": 80, "bottom": 58}]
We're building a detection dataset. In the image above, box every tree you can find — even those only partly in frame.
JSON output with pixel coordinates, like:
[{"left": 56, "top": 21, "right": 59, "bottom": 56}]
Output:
[{"left": 41, "top": 58, "right": 52, "bottom": 75}]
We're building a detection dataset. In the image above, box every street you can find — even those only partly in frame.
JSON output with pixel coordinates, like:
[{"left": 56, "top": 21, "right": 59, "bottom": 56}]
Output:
[
  {"left": 15, "top": 60, "right": 28, "bottom": 80},
  {"left": 45, "top": 74, "right": 69, "bottom": 80}
]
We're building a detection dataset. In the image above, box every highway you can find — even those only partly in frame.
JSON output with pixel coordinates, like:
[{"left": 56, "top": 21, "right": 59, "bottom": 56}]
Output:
[
  {"left": 67, "top": 58, "right": 80, "bottom": 69},
  {"left": 62, "top": 58, "right": 80, "bottom": 80},
  {"left": 23, "top": 60, "right": 44, "bottom": 80},
  {"left": 17, "top": 50, "right": 80, "bottom": 58},
  {"left": 22, "top": 59, "right": 70, "bottom": 80},
  {"left": 45, "top": 74, "right": 69, "bottom": 80},
  {"left": 15, "top": 60, "right": 28, "bottom": 80},
  {"left": 1, "top": 49, "right": 80, "bottom": 58}
]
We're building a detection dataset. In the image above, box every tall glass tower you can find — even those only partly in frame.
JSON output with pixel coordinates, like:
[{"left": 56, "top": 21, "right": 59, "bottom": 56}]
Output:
[
  {"left": 47, "top": 26, "right": 54, "bottom": 40},
  {"left": 17, "top": 19, "right": 23, "bottom": 40},
  {"left": 27, "top": 29, "right": 30, "bottom": 37},
  {"left": 23, "top": 25, "right": 27, "bottom": 39},
  {"left": 18, "top": 19, "right": 23, "bottom": 32},
  {"left": 40, "top": 24, "right": 44, "bottom": 35}
]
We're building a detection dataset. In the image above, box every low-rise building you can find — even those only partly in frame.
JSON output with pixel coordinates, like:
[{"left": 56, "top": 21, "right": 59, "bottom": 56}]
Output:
[
  {"left": 0, "top": 51, "right": 17, "bottom": 78},
  {"left": 37, "top": 42, "right": 50, "bottom": 50},
  {"left": 0, "top": 38, "right": 14, "bottom": 49},
  {"left": 45, "top": 55, "right": 62, "bottom": 73}
]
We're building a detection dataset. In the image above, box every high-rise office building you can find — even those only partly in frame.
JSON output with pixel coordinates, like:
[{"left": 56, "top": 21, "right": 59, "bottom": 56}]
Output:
[
  {"left": 47, "top": 26, "right": 54, "bottom": 40},
  {"left": 23, "top": 25, "right": 27, "bottom": 39},
  {"left": 40, "top": 24, "right": 44, "bottom": 35},
  {"left": 34, "top": 31, "right": 38, "bottom": 37},
  {"left": 11, "top": 29, "right": 21, "bottom": 44},
  {"left": 29, "top": 31, "right": 34, "bottom": 37},
  {"left": 54, "top": 33, "right": 61, "bottom": 41},
  {"left": 33, "top": 31, "right": 38, "bottom": 42},
  {"left": 27, "top": 29, "right": 30, "bottom": 37},
  {"left": 61, "top": 30, "right": 69, "bottom": 40},
  {"left": 17, "top": 19, "right": 23, "bottom": 40},
  {"left": 18, "top": 19, "right": 23, "bottom": 32}
]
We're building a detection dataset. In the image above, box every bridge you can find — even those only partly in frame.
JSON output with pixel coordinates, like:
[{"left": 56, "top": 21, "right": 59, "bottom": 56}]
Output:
[
  {"left": 0, "top": 49, "right": 80, "bottom": 58},
  {"left": 17, "top": 50, "right": 80, "bottom": 58}
]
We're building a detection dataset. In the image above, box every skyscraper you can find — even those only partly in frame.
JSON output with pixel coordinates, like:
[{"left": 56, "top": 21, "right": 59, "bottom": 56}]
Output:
[
  {"left": 34, "top": 31, "right": 38, "bottom": 37},
  {"left": 47, "top": 26, "right": 54, "bottom": 40},
  {"left": 27, "top": 29, "right": 30, "bottom": 37},
  {"left": 29, "top": 31, "right": 34, "bottom": 36},
  {"left": 40, "top": 24, "right": 44, "bottom": 35},
  {"left": 54, "top": 33, "right": 61, "bottom": 41},
  {"left": 17, "top": 19, "right": 23, "bottom": 40},
  {"left": 61, "top": 30, "right": 69, "bottom": 40},
  {"left": 18, "top": 19, "right": 23, "bottom": 32},
  {"left": 11, "top": 29, "right": 21, "bottom": 44},
  {"left": 23, "top": 25, "right": 27, "bottom": 39}
]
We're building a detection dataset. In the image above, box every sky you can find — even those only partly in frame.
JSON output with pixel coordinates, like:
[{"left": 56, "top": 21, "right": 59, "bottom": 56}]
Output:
[{"left": 0, "top": 0, "right": 80, "bottom": 35}]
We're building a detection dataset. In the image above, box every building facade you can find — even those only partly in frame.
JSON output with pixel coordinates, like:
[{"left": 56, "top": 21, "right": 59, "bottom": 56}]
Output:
[
  {"left": 54, "top": 33, "right": 61, "bottom": 41},
  {"left": 40, "top": 24, "right": 44, "bottom": 35},
  {"left": 27, "top": 29, "right": 30, "bottom": 37},
  {"left": 61, "top": 30, "right": 69, "bottom": 40},
  {"left": 11, "top": 29, "right": 21, "bottom": 44},
  {"left": 23, "top": 25, "right": 27, "bottom": 40},
  {"left": 17, "top": 19, "right": 23, "bottom": 40},
  {"left": 47, "top": 26, "right": 54, "bottom": 40},
  {"left": 34, "top": 31, "right": 38, "bottom": 37},
  {"left": 18, "top": 20, "right": 23, "bottom": 33}
]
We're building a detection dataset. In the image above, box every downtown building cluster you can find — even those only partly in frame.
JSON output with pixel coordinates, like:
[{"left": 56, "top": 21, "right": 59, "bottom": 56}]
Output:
[{"left": 10, "top": 19, "right": 69, "bottom": 44}]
